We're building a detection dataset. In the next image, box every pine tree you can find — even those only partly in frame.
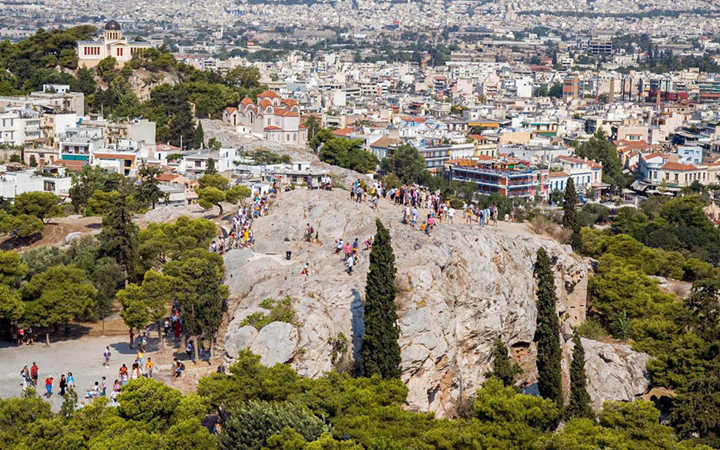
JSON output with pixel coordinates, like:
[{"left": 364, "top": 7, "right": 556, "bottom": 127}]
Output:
[
  {"left": 534, "top": 247, "right": 563, "bottom": 408},
  {"left": 193, "top": 122, "right": 204, "bottom": 149},
  {"left": 566, "top": 331, "right": 594, "bottom": 420},
  {"left": 562, "top": 178, "right": 582, "bottom": 250},
  {"left": 205, "top": 158, "right": 217, "bottom": 175},
  {"left": 485, "top": 337, "right": 522, "bottom": 388},
  {"left": 361, "top": 219, "right": 401, "bottom": 379}
]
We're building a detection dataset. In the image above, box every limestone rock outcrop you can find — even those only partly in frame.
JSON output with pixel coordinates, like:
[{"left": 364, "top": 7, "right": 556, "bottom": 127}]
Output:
[
  {"left": 221, "top": 188, "right": 646, "bottom": 416},
  {"left": 562, "top": 337, "right": 651, "bottom": 411}
]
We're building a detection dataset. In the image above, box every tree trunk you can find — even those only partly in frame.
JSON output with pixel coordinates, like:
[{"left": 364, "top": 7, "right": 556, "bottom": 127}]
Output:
[
  {"left": 217, "top": 204, "right": 224, "bottom": 217},
  {"left": 45, "top": 332, "right": 50, "bottom": 346},
  {"left": 193, "top": 336, "right": 199, "bottom": 363},
  {"left": 129, "top": 328, "right": 134, "bottom": 348}
]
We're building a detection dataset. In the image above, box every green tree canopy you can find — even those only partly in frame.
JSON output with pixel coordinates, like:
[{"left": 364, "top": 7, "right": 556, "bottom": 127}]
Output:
[
  {"left": 566, "top": 332, "right": 593, "bottom": 420},
  {"left": 534, "top": 248, "right": 563, "bottom": 409},
  {"left": 380, "top": 144, "right": 426, "bottom": 185},
  {"left": 575, "top": 130, "right": 625, "bottom": 189},
  {"left": 164, "top": 250, "right": 228, "bottom": 360},
  {"left": 485, "top": 337, "right": 522, "bottom": 388},
  {"left": 361, "top": 219, "right": 401, "bottom": 379},
  {"left": 12, "top": 191, "right": 62, "bottom": 223},
  {"left": 219, "top": 401, "right": 328, "bottom": 450},
  {"left": 19, "top": 265, "right": 97, "bottom": 343},
  {"left": 117, "top": 378, "right": 182, "bottom": 431}
]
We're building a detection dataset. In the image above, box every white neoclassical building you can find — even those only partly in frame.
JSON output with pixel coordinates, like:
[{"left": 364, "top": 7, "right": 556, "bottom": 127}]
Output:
[{"left": 77, "top": 20, "right": 153, "bottom": 68}]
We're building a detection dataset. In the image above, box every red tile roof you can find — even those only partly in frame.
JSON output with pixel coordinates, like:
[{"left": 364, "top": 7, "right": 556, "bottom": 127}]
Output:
[
  {"left": 557, "top": 155, "right": 587, "bottom": 164},
  {"left": 548, "top": 171, "right": 569, "bottom": 178},
  {"left": 333, "top": 127, "right": 354, "bottom": 137},
  {"left": 56, "top": 160, "right": 86, "bottom": 171},
  {"left": 258, "top": 90, "right": 279, "bottom": 99},
  {"left": 156, "top": 173, "right": 179, "bottom": 182},
  {"left": 240, "top": 97, "right": 254, "bottom": 106},
  {"left": 274, "top": 108, "right": 298, "bottom": 117},
  {"left": 94, "top": 153, "right": 136, "bottom": 161},
  {"left": 662, "top": 161, "right": 697, "bottom": 171},
  {"left": 616, "top": 140, "right": 648, "bottom": 151},
  {"left": 225, "top": 107, "right": 237, "bottom": 114},
  {"left": 264, "top": 126, "right": 282, "bottom": 131}
]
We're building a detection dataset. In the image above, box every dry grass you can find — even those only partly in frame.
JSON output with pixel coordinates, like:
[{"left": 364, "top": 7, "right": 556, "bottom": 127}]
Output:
[{"left": 529, "top": 215, "right": 571, "bottom": 244}]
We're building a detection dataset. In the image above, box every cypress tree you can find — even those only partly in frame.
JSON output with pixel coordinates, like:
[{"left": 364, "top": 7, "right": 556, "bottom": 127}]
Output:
[
  {"left": 566, "top": 331, "right": 594, "bottom": 420},
  {"left": 361, "top": 219, "right": 401, "bottom": 379},
  {"left": 485, "top": 337, "right": 522, "bottom": 388},
  {"left": 99, "top": 197, "right": 138, "bottom": 283},
  {"left": 562, "top": 178, "right": 582, "bottom": 250},
  {"left": 193, "top": 122, "right": 204, "bottom": 149},
  {"left": 534, "top": 247, "right": 563, "bottom": 408}
]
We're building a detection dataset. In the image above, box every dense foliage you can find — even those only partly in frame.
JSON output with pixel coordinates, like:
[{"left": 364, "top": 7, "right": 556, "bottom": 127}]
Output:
[
  {"left": 0, "top": 27, "right": 265, "bottom": 148},
  {"left": 563, "top": 177, "right": 581, "bottom": 250},
  {"left": 575, "top": 192, "right": 720, "bottom": 446},
  {"left": 534, "top": 248, "right": 563, "bottom": 409},
  {"left": 485, "top": 337, "right": 522, "bottom": 388},
  {"left": 566, "top": 332, "right": 593, "bottom": 420},
  {"left": 574, "top": 130, "right": 626, "bottom": 190},
  {"left": 361, "top": 219, "right": 401, "bottom": 379},
  {"left": 0, "top": 348, "right": 705, "bottom": 449}
]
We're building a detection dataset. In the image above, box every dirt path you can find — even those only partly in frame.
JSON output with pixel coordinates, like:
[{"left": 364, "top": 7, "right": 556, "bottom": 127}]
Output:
[{"left": 0, "top": 216, "right": 102, "bottom": 252}]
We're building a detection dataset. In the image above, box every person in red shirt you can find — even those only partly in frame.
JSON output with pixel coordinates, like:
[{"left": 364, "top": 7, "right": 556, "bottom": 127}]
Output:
[
  {"left": 30, "top": 362, "right": 38, "bottom": 386},
  {"left": 44, "top": 377, "right": 53, "bottom": 397}
]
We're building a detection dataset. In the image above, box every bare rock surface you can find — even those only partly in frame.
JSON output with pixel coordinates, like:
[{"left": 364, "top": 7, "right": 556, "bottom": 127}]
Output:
[
  {"left": 221, "top": 187, "right": 647, "bottom": 416},
  {"left": 562, "top": 338, "right": 651, "bottom": 411}
]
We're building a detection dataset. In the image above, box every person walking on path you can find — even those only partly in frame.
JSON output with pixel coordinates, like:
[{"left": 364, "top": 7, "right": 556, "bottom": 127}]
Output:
[
  {"left": 146, "top": 358, "right": 154, "bottom": 378},
  {"left": 59, "top": 374, "right": 67, "bottom": 396},
  {"left": 67, "top": 372, "right": 75, "bottom": 391},
  {"left": 103, "top": 346, "right": 111, "bottom": 367},
  {"left": 44, "top": 376, "right": 54, "bottom": 397},
  {"left": 30, "top": 362, "right": 38, "bottom": 386}
]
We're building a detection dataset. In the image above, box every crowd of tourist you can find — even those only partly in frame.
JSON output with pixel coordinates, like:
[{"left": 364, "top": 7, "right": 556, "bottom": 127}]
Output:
[
  {"left": 16, "top": 306, "right": 195, "bottom": 410},
  {"left": 210, "top": 186, "right": 278, "bottom": 254}
]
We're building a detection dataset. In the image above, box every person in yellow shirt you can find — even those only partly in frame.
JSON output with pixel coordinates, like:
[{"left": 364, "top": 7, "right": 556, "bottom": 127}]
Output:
[{"left": 145, "top": 357, "right": 154, "bottom": 378}]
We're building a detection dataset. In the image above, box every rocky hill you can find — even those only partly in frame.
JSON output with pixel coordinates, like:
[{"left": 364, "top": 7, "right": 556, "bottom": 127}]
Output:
[{"left": 222, "top": 188, "right": 649, "bottom": 417}]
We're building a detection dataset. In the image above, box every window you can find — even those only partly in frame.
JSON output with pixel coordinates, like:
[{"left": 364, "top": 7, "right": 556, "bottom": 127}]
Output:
[{"left": 117, "top": 48, "right": 123, "bottom": 57}]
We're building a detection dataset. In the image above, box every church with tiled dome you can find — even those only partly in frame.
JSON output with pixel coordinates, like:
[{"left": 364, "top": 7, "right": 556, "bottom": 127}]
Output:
[{"left": 76, "top": 20, "right": 153, "bottom": 69}]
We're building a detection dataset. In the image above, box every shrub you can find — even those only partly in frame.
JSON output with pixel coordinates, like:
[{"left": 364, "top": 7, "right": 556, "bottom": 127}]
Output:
[
  {"left": 241, "top": 296, "right": 296, "bottom": 330},
  {"left": 218, "top": 400, "right": 328, "bottom": 450},
  {"left": 577, "top": 318, "right": 608, "bottom": 341}
]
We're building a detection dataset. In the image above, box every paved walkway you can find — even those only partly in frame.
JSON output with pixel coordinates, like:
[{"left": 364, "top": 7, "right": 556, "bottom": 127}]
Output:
[{"left": 0, "top": 335, "right": 175, "bottom": 410}]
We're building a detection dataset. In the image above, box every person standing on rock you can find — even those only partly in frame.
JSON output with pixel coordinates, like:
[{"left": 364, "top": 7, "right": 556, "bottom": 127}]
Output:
[{"left": 346, "top": 254, "right": 354, "bottom": 275}]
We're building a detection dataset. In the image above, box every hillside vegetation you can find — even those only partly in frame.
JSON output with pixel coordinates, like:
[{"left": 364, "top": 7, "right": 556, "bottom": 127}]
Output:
[{"left": 0, "top": 26, "right": 265, "bottom": 148}]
